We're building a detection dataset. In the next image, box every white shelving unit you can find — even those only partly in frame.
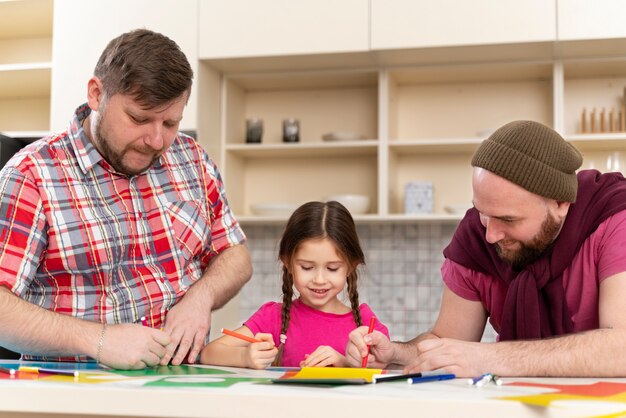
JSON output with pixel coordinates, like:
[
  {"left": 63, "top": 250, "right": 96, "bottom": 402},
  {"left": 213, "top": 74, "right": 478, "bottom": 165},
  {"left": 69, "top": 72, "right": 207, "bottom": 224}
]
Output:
[
  {"left": 198, "top": 48, "right": 626, "bottom": 224},
  {"left": 0, "top": 0, "right": 53, "bottom": 135},
  {"left": 5, "top": 1, "right": 624, "bottom": 224}
]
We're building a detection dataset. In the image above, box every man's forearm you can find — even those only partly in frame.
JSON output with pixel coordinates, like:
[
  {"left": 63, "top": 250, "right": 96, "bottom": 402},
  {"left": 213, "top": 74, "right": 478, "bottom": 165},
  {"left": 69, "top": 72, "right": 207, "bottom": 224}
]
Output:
[
  {"left": 391, "top": 331, "right": 439, "bottom": 366},
  {"left": 188, "top": 244, "right": 252, "bottom": 311},
  {"left": 485, "top": 328, "right": 626, "bottom": 377},
  {"left": 0, "top": 287, "right": 100, "bottom": 357}
]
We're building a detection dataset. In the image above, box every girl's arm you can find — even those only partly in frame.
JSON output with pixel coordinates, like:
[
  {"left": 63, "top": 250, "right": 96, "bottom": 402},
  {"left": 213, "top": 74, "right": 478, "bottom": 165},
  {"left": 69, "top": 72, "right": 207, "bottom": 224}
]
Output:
[{"left": 200, "top": 326, "right": 277, "bottom": 369}]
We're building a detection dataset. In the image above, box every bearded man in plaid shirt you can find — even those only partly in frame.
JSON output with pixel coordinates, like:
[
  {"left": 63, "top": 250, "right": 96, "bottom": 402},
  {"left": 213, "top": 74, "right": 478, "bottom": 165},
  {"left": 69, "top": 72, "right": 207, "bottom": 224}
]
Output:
[{"left": 0, "top": 29, "right": 252, "bottom": 369}]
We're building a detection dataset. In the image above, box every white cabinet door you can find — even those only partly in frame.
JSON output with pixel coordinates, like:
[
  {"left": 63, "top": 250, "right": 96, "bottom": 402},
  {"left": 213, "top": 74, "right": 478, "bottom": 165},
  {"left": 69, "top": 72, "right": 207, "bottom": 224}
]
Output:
[
  {"left": 558, "top": 0, "right": 626, "bottom": 41},
  {"left": 371, "top": 0, "right": 556, "bottom": 50},
  {"left": 198, "top": 0, "right": 369, "bottom": 58},
  {"left": 50, "top": 0, "right": 198, "bottom": 132}
]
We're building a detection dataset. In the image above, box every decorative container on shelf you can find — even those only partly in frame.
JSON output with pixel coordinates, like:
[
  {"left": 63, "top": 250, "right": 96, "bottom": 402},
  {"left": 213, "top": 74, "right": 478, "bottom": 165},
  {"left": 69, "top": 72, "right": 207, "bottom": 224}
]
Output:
[{"left": 404, "top": 182, "right": 433, "bottom": 214}]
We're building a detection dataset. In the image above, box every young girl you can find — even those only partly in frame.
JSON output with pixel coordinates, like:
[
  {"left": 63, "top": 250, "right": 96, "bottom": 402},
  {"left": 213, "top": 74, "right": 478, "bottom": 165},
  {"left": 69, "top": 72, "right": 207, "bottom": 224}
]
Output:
[{"left": 200, "top": 200, "right": 389, "bottom": 369}]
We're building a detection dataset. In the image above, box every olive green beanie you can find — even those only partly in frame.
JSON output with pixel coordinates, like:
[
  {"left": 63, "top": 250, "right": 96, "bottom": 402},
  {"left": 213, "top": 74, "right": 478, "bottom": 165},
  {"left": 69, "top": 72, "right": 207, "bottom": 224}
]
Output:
[{"left": 471, "top": 120, "right": 583, "bottom": 202}]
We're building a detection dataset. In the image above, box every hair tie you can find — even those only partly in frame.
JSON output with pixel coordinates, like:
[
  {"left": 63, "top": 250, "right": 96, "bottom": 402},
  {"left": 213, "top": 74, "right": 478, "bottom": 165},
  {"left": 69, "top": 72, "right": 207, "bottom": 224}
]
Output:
[{"left": 280, "top": 334, "right": 287, "bottom": 344}]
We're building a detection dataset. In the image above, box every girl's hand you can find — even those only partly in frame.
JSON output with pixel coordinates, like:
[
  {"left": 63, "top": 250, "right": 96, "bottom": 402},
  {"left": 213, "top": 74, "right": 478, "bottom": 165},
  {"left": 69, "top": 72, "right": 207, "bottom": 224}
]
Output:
[
  {"left": 345, "top": 328, "right": 393, "bottom": 368},
  {"left": 299, "top": 346, "right": 346, "bottom": 367},
  {"left": 244, "top": 333, "right": 277, "bottom": 369}
]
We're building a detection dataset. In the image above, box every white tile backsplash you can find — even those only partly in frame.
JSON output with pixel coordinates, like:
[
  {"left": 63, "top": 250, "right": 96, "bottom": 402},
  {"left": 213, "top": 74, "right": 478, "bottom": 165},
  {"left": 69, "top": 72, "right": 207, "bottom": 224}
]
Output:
[{"left": 241, "top": 223, "right": 496, "bottom": 343}]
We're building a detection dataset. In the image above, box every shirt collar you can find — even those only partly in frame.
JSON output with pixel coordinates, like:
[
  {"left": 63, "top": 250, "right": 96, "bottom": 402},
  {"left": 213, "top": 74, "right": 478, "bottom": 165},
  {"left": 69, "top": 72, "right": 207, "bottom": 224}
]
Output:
[
  {"left": 67, "top": 103, "right": 168, "bottom": 177},
  {"left": 68, "top": 103, "right": 106, "bottom": 174}
]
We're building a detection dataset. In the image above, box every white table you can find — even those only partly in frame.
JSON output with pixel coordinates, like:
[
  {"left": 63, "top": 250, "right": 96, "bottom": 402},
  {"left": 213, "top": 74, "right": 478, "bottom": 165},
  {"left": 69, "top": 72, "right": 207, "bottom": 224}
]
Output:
[{"left": 1, "top": 362, "right": 625, "bottom": 418}]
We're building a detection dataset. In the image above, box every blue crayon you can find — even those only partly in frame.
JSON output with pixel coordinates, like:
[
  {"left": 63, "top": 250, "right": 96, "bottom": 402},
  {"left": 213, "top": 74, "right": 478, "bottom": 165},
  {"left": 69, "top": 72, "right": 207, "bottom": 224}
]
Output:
[{"left": 407, "top": 373, "right": 456, "bottom": 384}]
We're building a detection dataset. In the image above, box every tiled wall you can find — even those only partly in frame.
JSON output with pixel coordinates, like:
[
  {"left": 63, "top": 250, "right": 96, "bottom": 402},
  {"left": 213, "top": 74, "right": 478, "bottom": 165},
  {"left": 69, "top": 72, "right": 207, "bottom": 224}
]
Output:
[{"left": 240, "top": 223, "right": 497, "bottom": 342}]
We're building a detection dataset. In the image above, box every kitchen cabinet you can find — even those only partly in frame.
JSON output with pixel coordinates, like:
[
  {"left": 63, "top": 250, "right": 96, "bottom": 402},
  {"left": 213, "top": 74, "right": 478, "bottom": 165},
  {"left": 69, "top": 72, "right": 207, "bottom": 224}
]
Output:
[
  {"left": 385, "top": 62, "right": 553, "bottom": 215},
  {"left": 202, "top": 69, "right": 380, "bottom": 219},
  {"left": 7, "top": 1, "right": 626, "bottom": 223},
  {"left": 199, "top": 44, "right": 626, "bottom": 223},
  {"left": 0, "top": 0, "right": 53, "bottom": 138},
  {"left": 560, "top": 58, "right": 626, "bottom": 173},
  {"left": 558, "top": 0, "right": 626, "bottom": 42},
  {"left": 370, "top": 0, "right": 556, "bottom": 51},
  {"left": 198, "top": 0, "right": 369, "bottom": 59},
  {"left": 50, "top": 0, "right": 199, "bottom": 132}
]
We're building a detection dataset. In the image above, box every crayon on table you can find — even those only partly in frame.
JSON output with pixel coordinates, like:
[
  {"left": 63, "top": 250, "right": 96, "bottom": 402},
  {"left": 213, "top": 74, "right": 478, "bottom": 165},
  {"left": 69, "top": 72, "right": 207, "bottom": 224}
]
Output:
[
  {"left": 0, "top": 366, "right": 16, "bottom": 377},
  {"left": 362, "top": 316, "right": 377, "bottom": 368},
  {"left": 373, "top": 370, "right": 448, "bottom": 383},
  {"left": 468, "top": 373, "right": 493, "bottom": 387},
  {"left": 221, "top": 328, "right": 261, "bottom": 343},
  {"left": 18, "top": 366, "right": 79, "bottom": 377},
  {"left": 407, "top": 373, "right": 456, "bottom": 384}
]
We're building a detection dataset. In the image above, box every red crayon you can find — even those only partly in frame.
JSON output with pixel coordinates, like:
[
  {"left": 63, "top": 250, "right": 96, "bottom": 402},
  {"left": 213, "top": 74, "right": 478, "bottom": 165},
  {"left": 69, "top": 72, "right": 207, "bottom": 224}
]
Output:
[{"left": 362, "top": 316, "right": 377, "bottom": 368}]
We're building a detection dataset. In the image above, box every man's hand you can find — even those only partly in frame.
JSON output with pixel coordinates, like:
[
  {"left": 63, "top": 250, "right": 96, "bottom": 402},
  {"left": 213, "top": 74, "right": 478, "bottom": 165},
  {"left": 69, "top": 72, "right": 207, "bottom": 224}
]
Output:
[
  {"left": 300, "top": 346, "right": 346, "bottom": 367},
  {"left": 160, "top": 295, "right": 211, "bottom": 366},
  {"left": 345, "top": 327, "right": 395, "bottom": 368},
  {"left": 98, "top": 323, "right": 170, "bottom": 369},
  {"left": 404, "top": 338, "right": 486, "bottom": 378}
]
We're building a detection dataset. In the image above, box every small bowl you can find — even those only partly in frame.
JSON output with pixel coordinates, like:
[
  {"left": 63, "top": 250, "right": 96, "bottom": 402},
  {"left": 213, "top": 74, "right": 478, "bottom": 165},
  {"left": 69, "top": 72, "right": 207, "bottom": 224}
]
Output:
[
  {"left": 444, "top": 204, "right": 471, "bottom": 215},
  {"left": 325, "top": 194, "right": 370, "bottom": 215},
  {"left": 322, "top": 131, "right": 366, "bottom": 142}
]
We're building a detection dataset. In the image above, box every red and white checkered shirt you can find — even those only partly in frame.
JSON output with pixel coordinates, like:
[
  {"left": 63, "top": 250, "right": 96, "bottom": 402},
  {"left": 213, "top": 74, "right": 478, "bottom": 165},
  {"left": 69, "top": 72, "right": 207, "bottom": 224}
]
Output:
[{"left": 0, "top": 104, "right": 246, "bottom": 360}]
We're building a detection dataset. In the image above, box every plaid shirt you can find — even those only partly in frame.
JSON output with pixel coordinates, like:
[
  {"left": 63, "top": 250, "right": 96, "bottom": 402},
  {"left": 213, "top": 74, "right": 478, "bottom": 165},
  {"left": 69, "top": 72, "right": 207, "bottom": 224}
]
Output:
[{"left": 0, "top": 104, "right": 245, "bottom": 360}]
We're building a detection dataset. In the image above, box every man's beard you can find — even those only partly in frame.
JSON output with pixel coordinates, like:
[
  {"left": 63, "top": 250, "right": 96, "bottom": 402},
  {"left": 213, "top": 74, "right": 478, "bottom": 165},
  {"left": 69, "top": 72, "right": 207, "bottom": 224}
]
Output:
[
  {"left": 495, "top": 211, "right": 562, "bottom": 270},
  {"left": 93, "top": 111, "right": 161, "bottom": 176}
]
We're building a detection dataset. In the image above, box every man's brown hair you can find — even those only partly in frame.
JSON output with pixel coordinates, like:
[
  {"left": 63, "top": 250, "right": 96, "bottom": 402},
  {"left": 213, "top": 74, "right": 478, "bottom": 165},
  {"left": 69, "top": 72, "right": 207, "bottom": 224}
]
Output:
[{"left": 94, "top": 29, "right": 193, "bottom": 109}]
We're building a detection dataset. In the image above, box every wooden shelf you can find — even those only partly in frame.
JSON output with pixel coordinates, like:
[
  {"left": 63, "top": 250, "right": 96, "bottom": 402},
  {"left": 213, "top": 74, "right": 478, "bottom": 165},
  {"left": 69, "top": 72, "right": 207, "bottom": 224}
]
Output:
[
  {"left": 389, "top": 138, "right": 483, "bottom": 154},
  {"left": 237, "top": 213, "right": 463, "bottom": 225},
  {"left": 226, "top": 141, "right": 379, "bottom": 158},
  {"left": 566, "top": 134, "right": 626, "bottom": 151},
  {"left": 0, "top": 0, "right": 53, "bottom": 134},
  {"left": 0, "top": 63, "right": 51, "bottom": 99}
]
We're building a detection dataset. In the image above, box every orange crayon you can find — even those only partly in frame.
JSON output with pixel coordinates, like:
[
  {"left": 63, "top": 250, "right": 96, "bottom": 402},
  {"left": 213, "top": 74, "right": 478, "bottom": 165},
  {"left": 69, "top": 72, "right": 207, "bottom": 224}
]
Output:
[{"left": 221, "top": 328, "right": 261, "bottom": 343}]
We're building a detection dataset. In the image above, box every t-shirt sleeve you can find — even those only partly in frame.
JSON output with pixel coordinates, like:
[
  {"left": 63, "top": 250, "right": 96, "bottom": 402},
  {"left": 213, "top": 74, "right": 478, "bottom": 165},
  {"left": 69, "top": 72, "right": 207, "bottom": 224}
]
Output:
[
  {"left": 597, "top": 210, "right": 626, "bottom": 281},
  {"left": 243, "top": 301, "right": 282, "bottom": 346},
  {"left": 441, "top": 258, "right": 484, "bottom": 302},
  {"left": 359, "top": 304, "right": 390, "bottom": 338}
]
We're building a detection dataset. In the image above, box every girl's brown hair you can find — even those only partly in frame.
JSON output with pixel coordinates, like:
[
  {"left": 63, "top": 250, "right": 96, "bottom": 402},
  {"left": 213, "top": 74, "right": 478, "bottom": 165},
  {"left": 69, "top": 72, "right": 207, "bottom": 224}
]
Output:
[{"left": 271, "top": 201, "right": 365, "bottom": 366}]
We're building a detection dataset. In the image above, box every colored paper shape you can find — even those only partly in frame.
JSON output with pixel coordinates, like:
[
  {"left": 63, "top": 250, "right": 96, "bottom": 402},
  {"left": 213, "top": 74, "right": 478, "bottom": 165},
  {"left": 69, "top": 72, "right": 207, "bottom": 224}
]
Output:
[
  {"left": 273, "top": 367, "right": 384, "bottom": 385},
  {"left": 110, "top": 365, "right": 233, "bottom": 377},
  {"left": 496, "top": 381, "right": 626, "bottom": 416},
  {"left": 144, "top": 376, "right": 269, "bottom": 388},
  {"left": 0, "top": 361, "right": 104, "bottom": 371}
]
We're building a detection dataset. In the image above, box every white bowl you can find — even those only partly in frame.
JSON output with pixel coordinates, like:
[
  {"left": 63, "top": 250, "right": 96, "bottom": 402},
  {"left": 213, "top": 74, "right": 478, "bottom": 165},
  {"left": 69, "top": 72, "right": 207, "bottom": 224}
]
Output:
[
  {"left": 444, "top": 204, "right": 471, "bottom": 214},
  {"left": 325, "top": 194, "right": 370, "bottom": 215},
  {"left": 250, "top": 203, "right": 298, "bottom": 217},
  {"left": 322, "top": 131, "right": 366, "bottom": 142}
]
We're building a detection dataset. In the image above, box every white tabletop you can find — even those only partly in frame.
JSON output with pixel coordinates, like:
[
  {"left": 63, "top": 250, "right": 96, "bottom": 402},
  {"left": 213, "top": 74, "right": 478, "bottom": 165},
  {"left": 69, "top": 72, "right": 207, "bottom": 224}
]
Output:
[{"left": 1, "top": 361, "right": 625, "bottom": 418}]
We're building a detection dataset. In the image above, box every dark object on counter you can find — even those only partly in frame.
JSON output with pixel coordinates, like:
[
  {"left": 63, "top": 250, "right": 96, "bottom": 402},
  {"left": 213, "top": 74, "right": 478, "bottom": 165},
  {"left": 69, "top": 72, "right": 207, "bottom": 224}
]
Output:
[
  {"left": 0, "top": 133, "right": 26, "bottom": 170},
  {"left": 282, "top": 118, "right": 300, "bottom": 143},
  {"left": 0, "top": 346, "right": 20, "bottom": 360}
]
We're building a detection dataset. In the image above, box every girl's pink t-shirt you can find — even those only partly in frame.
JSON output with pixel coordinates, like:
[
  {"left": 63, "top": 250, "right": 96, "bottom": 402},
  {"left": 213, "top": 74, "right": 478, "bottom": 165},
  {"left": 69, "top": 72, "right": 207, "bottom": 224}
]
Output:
[
  {"left": 244, "top": 298, "right": 390, "bottom": 367},
  {"left": 443, "top": 210, "right": 626, "bottom": 335}
]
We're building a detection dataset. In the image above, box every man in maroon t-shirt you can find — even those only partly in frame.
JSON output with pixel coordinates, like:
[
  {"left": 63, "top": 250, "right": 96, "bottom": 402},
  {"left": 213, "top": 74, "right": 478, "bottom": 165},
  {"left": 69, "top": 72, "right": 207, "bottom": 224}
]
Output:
[{"left": 346, "top": 120, "right": 626, "bottom": 377}]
